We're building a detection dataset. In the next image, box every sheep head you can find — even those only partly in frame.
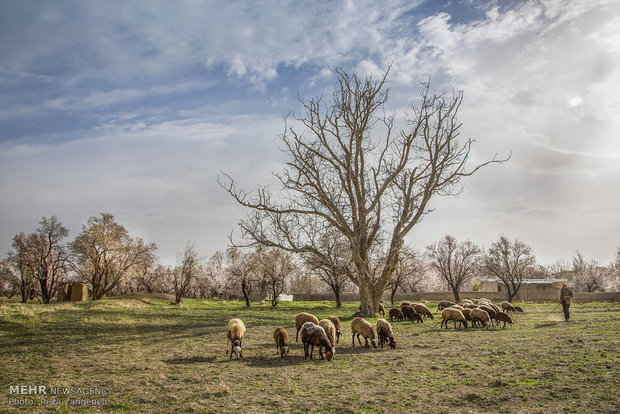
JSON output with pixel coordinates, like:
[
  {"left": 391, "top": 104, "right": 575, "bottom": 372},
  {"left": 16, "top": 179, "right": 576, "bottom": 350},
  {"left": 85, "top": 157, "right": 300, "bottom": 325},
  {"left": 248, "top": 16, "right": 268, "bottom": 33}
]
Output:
[
  {"left": 232, "top": 339, "right": 242, "bottom": 359},
  {"left": 324, "top": 346, "right": 334, "bottom": 361}
]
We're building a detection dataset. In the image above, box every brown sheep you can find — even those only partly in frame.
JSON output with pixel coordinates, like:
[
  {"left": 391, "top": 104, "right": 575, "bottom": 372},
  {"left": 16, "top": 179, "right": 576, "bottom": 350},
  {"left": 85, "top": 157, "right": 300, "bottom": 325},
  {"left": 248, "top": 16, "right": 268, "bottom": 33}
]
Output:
[
  {"left": 470, "top": 308, "right": 491, "bottom": 328},
  {"left": 295, "top": 312, "right": 319, "bottom": 342},
  {"left": 326, "top": 315, "right": 342, "bottom": 344},
  {"left": 514, "top": 306, "right": 524, "bottom": 313},
  {"left": 226, "top": 318, "right": 246, "bottom": 359},
  {"left": 318, "top": 319, "right": 337, "bottom": 354},
  {"left": 351, "top": 317, "right": 378, "bottom": 349},
  {"left": 401, "top": 305, "right": 423, "bottom": 323},
  {"left": 441, "top": 308, "right": 468, "bottom": 329},
  {"left": 437, "top": 300, "right": 455, "bottom": 312},
  {"left": 400, "top": 301, "right": 412, "bottom": 308},
  {"left": 389, "top": 307, "right": 404, "bottom": 322},
  {"left": 413, "top": 303, "right": 434, "bottom": 319},
  {"left": 376, "top": 318, "right": 396, "bottom": 350},
  {"left": 461, "top": 308, "right": 472, "bottom": 321},
  {"left": 495, "top": 311, "right": 513, "bottom": 328},
  {"left": 501, "top": 301, "right": 517, "bottom": 313},
  {"left": 378, "top": 303, "right": 385, "bottom": 316},
  {"left": 478, "top": 305, "right": 497, "bottom": 326},
  {"left": 300, "top": 322, "right": 334, "bottom": 361},
  {"left": 274, "top": 327, "right": 289, "bottom": 358}
]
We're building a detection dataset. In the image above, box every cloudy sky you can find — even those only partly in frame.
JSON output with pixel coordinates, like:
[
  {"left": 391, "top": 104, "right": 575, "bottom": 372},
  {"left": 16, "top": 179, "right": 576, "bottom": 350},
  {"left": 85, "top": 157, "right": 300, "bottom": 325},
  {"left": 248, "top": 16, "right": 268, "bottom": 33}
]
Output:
[{"left": 1, "top": 0, "right": 619, "bottom": 266}]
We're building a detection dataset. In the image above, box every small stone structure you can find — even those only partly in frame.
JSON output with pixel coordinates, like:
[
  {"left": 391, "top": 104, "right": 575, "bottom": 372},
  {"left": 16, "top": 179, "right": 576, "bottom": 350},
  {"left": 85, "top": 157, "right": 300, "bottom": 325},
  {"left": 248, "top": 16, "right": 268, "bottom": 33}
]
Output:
[{"left": 56, "top": 282, "right": 88, "bottom": 302}]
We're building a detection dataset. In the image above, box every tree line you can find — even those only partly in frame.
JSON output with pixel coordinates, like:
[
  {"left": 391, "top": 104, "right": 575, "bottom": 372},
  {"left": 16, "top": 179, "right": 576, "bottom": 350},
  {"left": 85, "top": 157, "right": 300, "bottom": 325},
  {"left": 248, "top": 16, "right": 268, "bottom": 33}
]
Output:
[{"left": 1, "top": 214, "right": 618, "bottom": 305}]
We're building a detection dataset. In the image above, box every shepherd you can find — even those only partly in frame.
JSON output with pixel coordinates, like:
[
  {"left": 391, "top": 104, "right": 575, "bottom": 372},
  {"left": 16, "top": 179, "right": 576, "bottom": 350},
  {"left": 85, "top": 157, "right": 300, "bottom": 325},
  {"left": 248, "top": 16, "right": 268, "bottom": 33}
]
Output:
[{"left": 560, "top": 283, "right": 574, "bottom": 322}]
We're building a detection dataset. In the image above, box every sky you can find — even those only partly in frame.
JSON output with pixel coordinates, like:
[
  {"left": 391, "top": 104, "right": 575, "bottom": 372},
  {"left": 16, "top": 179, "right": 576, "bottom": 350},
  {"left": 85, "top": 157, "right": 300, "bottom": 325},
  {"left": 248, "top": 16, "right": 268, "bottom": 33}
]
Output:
[{"left": 1, "top": 0, "right": 619, "bottom": 267}]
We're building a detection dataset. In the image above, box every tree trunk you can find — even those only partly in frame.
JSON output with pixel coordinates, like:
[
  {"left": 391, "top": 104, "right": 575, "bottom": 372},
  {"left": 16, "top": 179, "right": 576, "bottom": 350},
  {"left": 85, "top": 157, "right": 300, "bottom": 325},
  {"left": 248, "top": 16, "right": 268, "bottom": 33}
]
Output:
[
  {"left": 333, "top": 285, "right": 342, "bottom": 308},
  {"left": 20, "top": 287, "right": 28, "bottom": 303},
  {"left": 241, "top": 281, "right": 251, "bottom": 307},
  {"left": 452, "top": 287, "right": 460, "bottom": 303},
  {"left": 390, "top": 287, "right": 397, "bottom": 305},
  {"left": 358, "top": 283, "right": 374, "bottom": 317}
]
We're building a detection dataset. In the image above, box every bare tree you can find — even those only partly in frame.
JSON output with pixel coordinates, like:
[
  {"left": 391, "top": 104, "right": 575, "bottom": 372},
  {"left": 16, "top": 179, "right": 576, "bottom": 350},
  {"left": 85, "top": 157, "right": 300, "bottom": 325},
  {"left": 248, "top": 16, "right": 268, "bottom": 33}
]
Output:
[
  {"left": 7, "top": 234, "right": 36, "bottom": 303},
  {"left": 257, "top": 248, "right": 295, "bottom": 308},
  {"left": 71, "top": 213, "right": 157, "bottom": 300},
  {"left": 0, "top": 260, "right": 19, "bottom": 299},
  {"left": 572, "top": 251, "right": 614, "bottom": 292},
  {"left": 221, "top": 67, "right": 505, "bottom": 316},
  {"left": 483, "top": 236, "right": 536, "bottom": 302},
  {"left": 302, "top": 229, "right": 354, "bottom": 308},
  {"left": 173, "top": 242, "right": 201, "bottom": 304},
  {"left": 426, "top": 235, "right": 480, "bottom": 303},
  {"left": 386, "top": 247, "right": 425, "bottom": 305},
  {"left": 226, "top": 247, "right": 259, "bottom": 307}
]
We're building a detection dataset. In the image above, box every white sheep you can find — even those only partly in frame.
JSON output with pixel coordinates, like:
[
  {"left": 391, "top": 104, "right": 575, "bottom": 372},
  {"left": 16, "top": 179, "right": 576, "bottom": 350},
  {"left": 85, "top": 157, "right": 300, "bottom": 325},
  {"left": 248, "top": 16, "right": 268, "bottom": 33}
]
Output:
[
  {"left": 226, "top": 318, "right": 246, "bottom": 359},
  {"left": 376, "top": 318, "right": 396, "bottom": 350},
  {"left": 318, "top": 319, "right": 337, "bottom": 354}
]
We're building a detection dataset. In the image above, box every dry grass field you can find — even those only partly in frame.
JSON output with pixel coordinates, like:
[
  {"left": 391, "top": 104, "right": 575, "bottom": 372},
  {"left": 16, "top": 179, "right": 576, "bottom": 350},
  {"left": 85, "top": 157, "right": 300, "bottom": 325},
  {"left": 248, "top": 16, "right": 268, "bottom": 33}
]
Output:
[{"left": 1, "top": 295, "right": 619, "bottom": 413}]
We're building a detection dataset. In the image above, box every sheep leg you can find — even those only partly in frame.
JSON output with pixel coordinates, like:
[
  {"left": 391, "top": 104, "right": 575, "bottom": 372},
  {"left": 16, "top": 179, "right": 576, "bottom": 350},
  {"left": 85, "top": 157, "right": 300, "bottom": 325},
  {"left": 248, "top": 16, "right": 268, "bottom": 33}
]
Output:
[
  {"left": 352, "top": 333, "right": 355, "bottom": 347},
  {"left": 364, "top": 337, "right": 369, "bottom": 349},
  {"left": 310, "top": 344, "right": 314, "bottom": 359},
  {"left": 226, "top": 337, "right": 230, "bottom": 355},
  {"left": 296, "top": 329, "right": 299, "bottom": 343},
  {"left": 357, "top": 335, "right": 363, "bottom": 346},
  {"left": 319, "top": 346, "right": 324, "bottom": 360}
]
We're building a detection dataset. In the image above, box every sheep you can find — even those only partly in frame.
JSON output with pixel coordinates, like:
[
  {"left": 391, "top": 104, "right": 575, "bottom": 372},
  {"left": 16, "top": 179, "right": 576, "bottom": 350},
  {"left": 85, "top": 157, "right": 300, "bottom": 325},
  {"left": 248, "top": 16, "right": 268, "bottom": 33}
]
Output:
[
  {"left": 501, "top": 301, "right": 517, "bottom": 313},
  {"left": 495, "top": 311, "right": 514, "bottom": 328},
  {"left": 413, "top": 303, "right": 434, "bottom": 319},
  {"left": 351, "top": 317, "right": 378, "bottom": 349},
  {"left": 469, "top": 308, "right": 491, "bottom": 329},
  {"left": 226, "top": 318, "right": 246, "bottom": 359},
  {"left": 378, "top": 303, "right": 385, "bottom": 316},
  {"left": 300, "top": 322, "right": 334, "bottom": 361},
  {"left": 514, "top": 306, "right": 524, "bottom": 313},
  {"left": 376, "top": 318, "right": 396, "bottom": 350},
  {"left": 448, "top": 304, "right": 465, "bottom": 311},
  {"left": 465, "top": 304, "right": 478, "bottom": 309},
  {"left": 295, "top": 312, "right": 319, "bottom": 342},
  {"left": 318, "top": 319, "right": 337, "bottom": 354},
  {"left": 273, "top": 327, "right": 289, "bottom": 358},
  {"left": 401, "top": 305, "right": 423, "bottom": 323},
  {"left": 437, "top": 300, "right": 455, "bottom": 312},
  {"left": 326, "top": 315, "right": 342, "bottom": 344},
  {"left": 488, "top": 302, "right": 501, "bottom": 314},
  {"left": 461, "top": 308, "right": 472, "bottom": 321},
  {"left": 478, "top": 305, "right": 497, "bottom": 326},
  {"left": 400, "top": 301, "right": 412, "bottom": 308},
  {"left": 388, "top": 307, "right": 404, "bottom": 322},
  {"left": 440, "top": 308, "right": 468, "bottom": 329}
]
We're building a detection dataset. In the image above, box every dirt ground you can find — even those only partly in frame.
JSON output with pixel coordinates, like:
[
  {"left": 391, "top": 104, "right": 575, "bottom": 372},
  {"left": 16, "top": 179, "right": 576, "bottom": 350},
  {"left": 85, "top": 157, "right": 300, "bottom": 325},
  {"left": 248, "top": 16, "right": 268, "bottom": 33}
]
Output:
[{"left": 1, "top": 296, "right": 618, "bottom": 413}]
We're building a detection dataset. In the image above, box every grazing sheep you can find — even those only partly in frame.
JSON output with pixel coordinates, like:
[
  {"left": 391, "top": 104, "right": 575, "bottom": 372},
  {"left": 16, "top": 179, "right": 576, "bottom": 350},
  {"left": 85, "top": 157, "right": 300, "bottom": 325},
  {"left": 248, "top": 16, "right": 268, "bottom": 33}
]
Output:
[
  {"left": 295, "top": 312, "right": 319, "bottom": 342},
  {"left": 465, "top": 304, "right": 478, "bottom": 309},
  {"left": 389, "top": 307, "right": 404, "bottom": 322},
  {"left": 401, "top": 305, "right": 423, "bottom": 323},
  {"left": 470, "top": 308, "right": 491, "bottom": 328},
  {"left": 422, "top": 300, "right": 431, "bottom": 305},
  {"left": 300, "top": 322, "right": 334, "bottom": 361},
  {"left": 478, "top": 305, "right": 497, "bottom": 326},
  {"left": 226, "top": 318, "right": 246, "bottom": 359},
  {"left": 376, "top": 318, "right": 396, "bottom": 350},
  {"left": 274, "top": 327, "right": 290, "bottom": 358},
  {"left": 413, "top": 304, "right": 434, "bottom": 319},
  {"left": 488, "top": 302, "right": 501, "bottom": 314},
  {"left": 437, "top": 300, "right": 455, "bottom": 312},
  {"left": 378, "top": 303, "right": 385, "bottom": 316},
  {"left": 448, "top": 304, "right": 465, "bottom": 311},
  {"left": 461, "top": 299, "right": 473, "bottom": 305},
  {"left": 501, "top": 301, "right": 517, "bottom": 313},
  {"left": 461, "top": 308, "right": 472, "bottom": 321},
  {"left": 440, "top": 308, "right": 468, "bottom": 329},
  {"left": 495, "top": 312, "right": 514, "bottom": 328},
  {"left": 514, "top": 306, "right": 524, "bottom": 313},
  {"left": 400, "top": 301, "right": 412, "bottom": 308},
  {"left": 326, "top": 315, "right": 342, "bottom": 344},
  {"left": 351, "top": 317, "right": 378, "bottom": 349},
  {"left": 318, "top": 319, "right": 337, "bottom": 354}
]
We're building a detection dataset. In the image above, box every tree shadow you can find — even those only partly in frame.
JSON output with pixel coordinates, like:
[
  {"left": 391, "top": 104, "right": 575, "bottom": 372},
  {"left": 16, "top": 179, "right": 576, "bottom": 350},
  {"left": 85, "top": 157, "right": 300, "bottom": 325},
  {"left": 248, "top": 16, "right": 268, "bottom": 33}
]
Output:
[
  {"left": 534, "top": 322, "right": 560, "bottom": 329},
  {"left": 164, "top": 355, "right": 216, "bottom": 364}
]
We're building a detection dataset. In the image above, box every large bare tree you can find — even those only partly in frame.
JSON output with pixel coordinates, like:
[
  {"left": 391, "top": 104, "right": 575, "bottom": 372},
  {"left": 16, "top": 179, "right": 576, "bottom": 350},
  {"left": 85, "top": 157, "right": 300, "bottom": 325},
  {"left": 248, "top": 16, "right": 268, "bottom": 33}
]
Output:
[
  {"left": 426, "top": 235, "right": 480, "bottom": 303},
  {"left": 482, "top": 236, "right": 536, "bottom": 302},
  {"left": 71, "top": 213, "right": 157, "bottom": 300},
  {"left": 173, "top": 242, "right": 201, "bottom": 304},
  {"left": 221, "top": 67, "right": 504, "bottom": 316}
]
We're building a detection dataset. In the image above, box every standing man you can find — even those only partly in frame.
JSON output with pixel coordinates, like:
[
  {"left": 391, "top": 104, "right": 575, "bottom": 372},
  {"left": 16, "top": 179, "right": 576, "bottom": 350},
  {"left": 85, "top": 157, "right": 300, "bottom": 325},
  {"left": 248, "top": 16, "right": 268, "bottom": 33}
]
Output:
[{"left": 560, "top": 283, "right": 574, "bottom": 321}]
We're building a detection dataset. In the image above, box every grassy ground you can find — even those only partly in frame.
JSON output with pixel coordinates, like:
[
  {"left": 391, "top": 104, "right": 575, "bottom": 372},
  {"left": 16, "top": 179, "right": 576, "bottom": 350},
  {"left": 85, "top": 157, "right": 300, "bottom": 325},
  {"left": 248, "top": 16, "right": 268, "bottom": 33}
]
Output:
[{"left": 0, "top": 295, "right": 618, "bottom": 413}]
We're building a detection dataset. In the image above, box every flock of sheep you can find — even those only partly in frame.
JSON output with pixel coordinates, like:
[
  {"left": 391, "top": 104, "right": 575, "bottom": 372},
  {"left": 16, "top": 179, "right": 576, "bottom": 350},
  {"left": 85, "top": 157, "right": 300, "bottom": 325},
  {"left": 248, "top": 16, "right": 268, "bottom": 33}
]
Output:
[{"left": 225, "top": 299, "right": 523, "bottom": 361}]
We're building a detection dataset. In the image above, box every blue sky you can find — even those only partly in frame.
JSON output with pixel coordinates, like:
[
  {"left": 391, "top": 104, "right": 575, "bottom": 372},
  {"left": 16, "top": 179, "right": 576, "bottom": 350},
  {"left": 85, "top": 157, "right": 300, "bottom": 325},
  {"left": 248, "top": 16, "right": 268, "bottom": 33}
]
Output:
[{"left": 1, "top": 0, "right": 619, "bottom": 265}]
